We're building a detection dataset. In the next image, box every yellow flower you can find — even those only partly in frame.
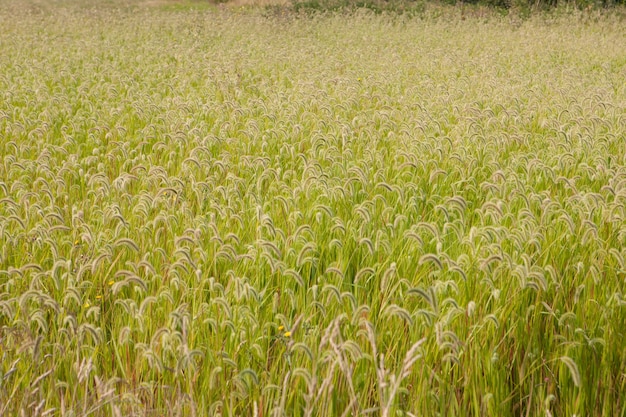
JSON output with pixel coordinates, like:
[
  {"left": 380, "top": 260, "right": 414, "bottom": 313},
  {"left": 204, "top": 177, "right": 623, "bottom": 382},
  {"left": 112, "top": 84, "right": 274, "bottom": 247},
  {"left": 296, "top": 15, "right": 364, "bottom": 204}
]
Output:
[
  {"left": 83, "top": 302, "right": 90, "bottom": 308},
  {"left": 96, "top": 295, "right": 102, "bottom": 300},
  {"left": 278, "top": 325, "right": 284, "bottom": 331},
  {"left": 283, "top": 331, "right": 291, "bottom": 338},
  {"left": 108, "top": 280, "right": 115, "bottom": 286}
]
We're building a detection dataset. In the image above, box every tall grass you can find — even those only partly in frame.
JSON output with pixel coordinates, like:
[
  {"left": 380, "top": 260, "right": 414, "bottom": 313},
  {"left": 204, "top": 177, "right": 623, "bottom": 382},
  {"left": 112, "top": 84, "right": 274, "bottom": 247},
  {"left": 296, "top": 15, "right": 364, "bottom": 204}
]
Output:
[{"left": 0, "top": 1, "right": 625, "bottom": 415}]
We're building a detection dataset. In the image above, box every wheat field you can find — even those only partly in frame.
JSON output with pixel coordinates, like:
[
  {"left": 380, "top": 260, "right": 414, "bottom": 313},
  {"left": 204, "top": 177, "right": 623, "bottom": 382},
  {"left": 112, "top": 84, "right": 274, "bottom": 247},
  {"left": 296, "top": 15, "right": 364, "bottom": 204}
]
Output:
[{"left": 0, "top": 1, "right": 625, "bottom": 415}]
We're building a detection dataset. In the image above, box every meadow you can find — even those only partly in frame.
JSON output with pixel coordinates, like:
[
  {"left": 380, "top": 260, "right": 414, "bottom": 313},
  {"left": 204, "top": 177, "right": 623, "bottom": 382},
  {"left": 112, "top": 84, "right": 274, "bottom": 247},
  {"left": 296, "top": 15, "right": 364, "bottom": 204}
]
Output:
[{"left": 1, "top": 0, "right": 625, "bottom": 415}]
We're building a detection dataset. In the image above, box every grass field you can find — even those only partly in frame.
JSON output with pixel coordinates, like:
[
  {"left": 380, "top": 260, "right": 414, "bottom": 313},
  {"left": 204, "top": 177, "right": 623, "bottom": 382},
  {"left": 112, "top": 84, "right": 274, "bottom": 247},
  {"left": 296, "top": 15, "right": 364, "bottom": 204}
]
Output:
[{"left": 1, "top": 1, "right": 625, "bottom": 415}]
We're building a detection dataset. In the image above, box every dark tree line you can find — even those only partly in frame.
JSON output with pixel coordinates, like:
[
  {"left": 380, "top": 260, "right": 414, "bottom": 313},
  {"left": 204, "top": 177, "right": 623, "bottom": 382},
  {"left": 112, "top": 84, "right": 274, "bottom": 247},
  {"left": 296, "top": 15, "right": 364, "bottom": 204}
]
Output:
[{"left": 288, "top": 0, "right": 625, "bottom": 15}]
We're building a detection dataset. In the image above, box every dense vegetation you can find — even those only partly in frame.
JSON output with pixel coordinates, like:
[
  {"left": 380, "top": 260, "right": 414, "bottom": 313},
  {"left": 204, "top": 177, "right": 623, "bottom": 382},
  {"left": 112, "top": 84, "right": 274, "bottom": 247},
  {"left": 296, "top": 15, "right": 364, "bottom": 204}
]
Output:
[
  {"left": 1, "top": 1, "right": 625, "bottom": 416},
  {"left": 289, "top": 0, "right": 625, "bottom": 16}
]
